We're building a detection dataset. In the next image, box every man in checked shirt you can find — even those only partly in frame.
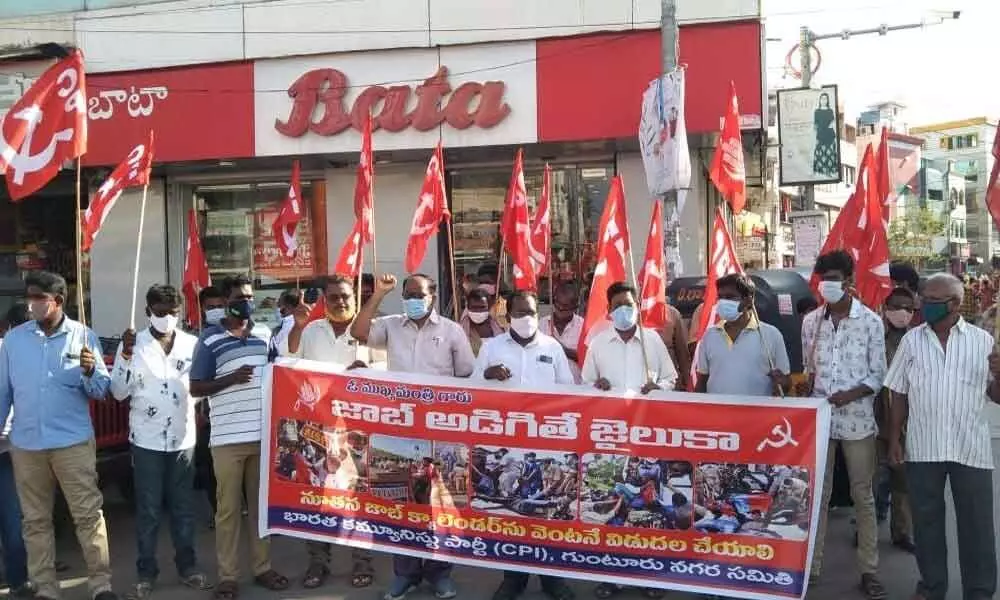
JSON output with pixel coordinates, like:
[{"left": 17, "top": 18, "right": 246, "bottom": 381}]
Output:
[{"left": 802, "top": 250, "right": 887, "bottom": 600}]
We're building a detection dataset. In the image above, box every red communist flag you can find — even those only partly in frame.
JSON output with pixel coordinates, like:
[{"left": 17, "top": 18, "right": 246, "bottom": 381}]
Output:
[
  {"left": 182, "top": 209, "right": 211, "bottom": 328},
  {"left": 405, "top": 143, "right": 449, "bottom": 273},
  {"left": 82, "top": 130, "right": 154, "bottom": 252},
  {"left": 354, "top": 113, "right": 375, "bottom": 245},
  {"left": 874, "top": 126, "right": 892, "bottom": 224},
  {"left": 273, "top": 160, "right": 303, "bottom": 258},
  {"left": 708, "top": 82, "right": 747, "bottom": 213},
  {"left": 638, "top": 200, "right": 668, "bottom": 330},
  {"left": 579, "top": 176, "right": 631, "bottom": 362},
  {"left": 528, "top": 164, "right": 552, "bottom": 277},
  {"left": 857, "top": 144, "right": 892, "bottom": 308},
  {"left": 0, "top": 50, "right": 87, "bottom": 201},
  {"left": 501, "top": 149, "right": 537, "bottom": 290},
  {"left": 986, "top": 121, "right": 1000, "bottom": 232},
  {"left": 689, "top": 207, "right": 743, "bottom": 390},
  {"left": 333, "top": 220, "right": 365, "bottom": 279}
]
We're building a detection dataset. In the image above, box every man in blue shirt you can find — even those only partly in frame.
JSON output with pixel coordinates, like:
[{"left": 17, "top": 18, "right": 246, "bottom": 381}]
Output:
[{"left": 0, "top": 271, "right": 117, "bottom": 600}]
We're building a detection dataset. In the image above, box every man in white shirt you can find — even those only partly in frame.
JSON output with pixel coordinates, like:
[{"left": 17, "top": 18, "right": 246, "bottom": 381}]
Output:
[
  {"left": 538, "top": 282, "right": 584, "bottom": 382},
  {"left": 885, "top": 274, "right": 998, "bottom": 600},
  {"left": 280, "top": 274, "right": 375, "bottom": 591},
  {"left": 695, "top": 273, "right": 790, "bottom": 396},
  {"left": 111, "top": 284, "right": 210, "bottom": 599},
  {"left": 802, "top": 250, "right": 887, "bottom": 599},
  {"left": 581, "top": 282, "right": 677, "bottom": 394},
  {"left": 267, "top": 290, "right": 298, "bottom": 361},
  {"left": 352, "top": 273, "right": 474, "bottom": 600},
  {"left": 474, "top": 291, "right": 576, "bottom": 600}
]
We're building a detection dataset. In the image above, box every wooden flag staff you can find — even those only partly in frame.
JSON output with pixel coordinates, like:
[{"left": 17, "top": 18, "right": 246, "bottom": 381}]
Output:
[
  {"left": 128, "top": 181, "right": 150, "bottom": 329},
  {"left": 74, "top": 158, "right": 87, "bottom": 328}
]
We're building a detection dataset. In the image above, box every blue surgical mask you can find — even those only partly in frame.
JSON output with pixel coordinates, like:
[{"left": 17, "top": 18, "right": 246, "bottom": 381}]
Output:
[
  {"left": 716, "top": 299, "right": 742, "bottom": 321},
  {"left": 204, "top": 308, "right": 226, "bottom": 326},
  {"left": 403, "top": 297, "right": 430, "bottom": 320},
  {"left": 227, "top": 299, "right": 254, "bottom": 321},
  {"left": 611, "top": 305, "right": 638, "bottom": 331}
]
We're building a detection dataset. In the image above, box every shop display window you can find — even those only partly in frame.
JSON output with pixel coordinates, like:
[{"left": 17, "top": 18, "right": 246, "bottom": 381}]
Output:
[
  {"left": 194, "top": 182, "right": 323, "bottom": 331},
  {"left": 448, "top": 164, "right": 613, "bottom": 306}
]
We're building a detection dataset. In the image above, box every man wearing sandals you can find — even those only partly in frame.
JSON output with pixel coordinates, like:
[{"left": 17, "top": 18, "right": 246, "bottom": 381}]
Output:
[
  {"left": 802, "top": 251, "right": 888, "bottom": 600},
  {"left": 110, "top": 285, "right": 212, "bottom": 599},
  {"left": 472, "top": 290, "right": 576, "bottom": 600},
  {"left": 352, "top": 273, "right": 476, "bottom": 600},
  {"left": 279, "top": 275, "right": 377, "bottom": 591},
  {"left": 190, "top": 276, "right": 290, "bottom": 600}
]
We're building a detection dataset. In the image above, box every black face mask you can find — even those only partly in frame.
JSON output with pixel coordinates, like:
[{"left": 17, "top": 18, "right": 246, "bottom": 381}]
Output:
[{"left": 227, "top": 299, "right": 254, "bottom": 321}]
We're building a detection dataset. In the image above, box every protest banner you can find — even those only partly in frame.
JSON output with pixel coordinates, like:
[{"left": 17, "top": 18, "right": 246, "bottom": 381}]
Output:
[{"left": 261, "top": 360, "right": 831, "bottom": 600}]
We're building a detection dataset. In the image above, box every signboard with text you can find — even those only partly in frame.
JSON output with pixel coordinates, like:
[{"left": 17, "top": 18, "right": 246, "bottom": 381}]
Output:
[{"left": 261, "top": 360, "right": 831, "bottom": 600}]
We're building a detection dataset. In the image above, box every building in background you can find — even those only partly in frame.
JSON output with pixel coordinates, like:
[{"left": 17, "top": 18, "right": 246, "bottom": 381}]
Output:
[
  {"left": 910, "top": 117, "right": 998, "bottom": 261},
  {"left": 0, "top": 0, "right": 767, "bottom": 337}
]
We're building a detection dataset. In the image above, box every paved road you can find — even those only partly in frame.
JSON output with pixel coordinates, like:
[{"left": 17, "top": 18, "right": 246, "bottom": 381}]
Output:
[{"left": 14, "top": 442, "right": 1000, "bottom": 600}]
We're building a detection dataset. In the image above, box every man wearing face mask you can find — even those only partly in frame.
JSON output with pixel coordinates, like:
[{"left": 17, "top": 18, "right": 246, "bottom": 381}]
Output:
[
  {"left": 268, "top": 290, "right": 299, "bottom": 361},
  {"left": 473, "top": 291, "right": 575, "bottom": 600},
  {"left": 194, "top": 286, "right": 226, "bottom": 527},
  {"left": 539, "top": 283, "right": 584, "bottom": 383},
  {"left": 801, "top": 250, "right": 887, "bottom": 599},
  {"left": 694, "top": 274, "right": 790, "bottom": 397},
  {"left": 351, "top": 273, "right": 474, "bottom": 600},
  {"left": 581, "top": 282, "right": 677, "bottom": 395},
  {"left": 873, "top": 287, "right": 915, "bottom": 553},
  {"left": 199, "top": 287, "right": 227, "bottom": 329},
  {"left": 885, "top": 274, "right": 998, "bottom": 600},
  {"left": 280, "top": 274, "right": 377, "bottom": 591},
  {"left": 190, "top": 275, "right": 289, "bottom": 600},
  {"left": 460, "top": 288, "right": 504, "bottom": 357},
  {"left": 0, "top": 271, "right": 117, "bottom": 600},
  {"left": 110, "top": 285, "right": 210, "bottom": 599}
]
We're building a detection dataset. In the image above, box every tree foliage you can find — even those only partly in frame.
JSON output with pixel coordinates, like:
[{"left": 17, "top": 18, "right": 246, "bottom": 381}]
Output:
[{"left": 887, "top": 205, "right": 946, "bottom": 267}]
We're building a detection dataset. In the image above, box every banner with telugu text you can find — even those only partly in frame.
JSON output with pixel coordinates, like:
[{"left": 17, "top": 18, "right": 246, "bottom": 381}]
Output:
[{"left": 260, "top": 359, "right": 831, "bottom": 600}]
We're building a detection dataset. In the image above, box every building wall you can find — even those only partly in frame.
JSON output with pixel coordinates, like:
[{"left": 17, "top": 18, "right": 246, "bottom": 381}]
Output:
[{"left": 0, "top": 0, "right": 760, "bottom": 73}]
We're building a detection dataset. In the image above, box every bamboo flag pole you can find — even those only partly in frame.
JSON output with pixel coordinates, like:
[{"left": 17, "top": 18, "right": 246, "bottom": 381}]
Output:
[
  {"left": 74, "top": 158, "right": 87, "bottom": 328},
  {"left": 626, "top": 242, "right": 653, "bottom": 384},
  {"left": 447, "top": 219, "right": 461, "bottom": 321},
  {"left": 128, "top": 182, "right": 150, "bottom": 329}
]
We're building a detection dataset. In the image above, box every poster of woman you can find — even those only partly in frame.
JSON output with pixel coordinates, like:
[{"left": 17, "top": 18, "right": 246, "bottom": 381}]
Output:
[{"left": 776, "top": 85, "right": 842, "bottom": 185}]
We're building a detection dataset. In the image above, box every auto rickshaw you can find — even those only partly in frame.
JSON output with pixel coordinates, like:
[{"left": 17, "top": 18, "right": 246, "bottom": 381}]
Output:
[{"left": 667, "top": 268, "right": 815, "bottom": 373}]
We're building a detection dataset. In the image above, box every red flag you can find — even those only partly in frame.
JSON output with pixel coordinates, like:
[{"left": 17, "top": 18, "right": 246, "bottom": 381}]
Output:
[
  {"left": 689, "top": 208, "right": 743, "bottom": 389},
  {"left": 708, "top": 82, "right": 747, "bottom": 213},
  {"left": 809, "top": 145, "right": 890, "bottom": 308},
  {"left": 405, "top": 143, "right": 449, "bottom": 273},
  {"left": 354, "top": 113, "right": 375, "bottom": 245},
  {"left": 333, "top": 220, "right": 364, "bottom": 278},
  {"left": 528, "top": 164, "right": 552, "bottom": 276},
  {"left": 986, "top": 121, "right": 1000, "bottom": 232},
  {"left": 307, "top": 296, "right": 326, "bottom": 324},
  {"left": 638, "top": 201, "right": 668, "bottom": 329},
  {"left": 81, "top": 131, "right": 154, "bottom": 252},
  {"left": 182, "top": 209, "right": 211, "bottom": 328},
  {"left": 273, "top": 160, "right": 303, "bottom": 258},
  {"left": 501, "top": 149, "right": 537, "bottom": 290},
  {"left": 0, "top": 50, "right": 87, "bottom": 201},
  {"left": 578, "top": 176, "right": 631, "bottom": 361}
]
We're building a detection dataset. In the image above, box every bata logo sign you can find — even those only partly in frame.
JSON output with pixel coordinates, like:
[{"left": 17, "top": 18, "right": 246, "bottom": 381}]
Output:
[{"left": 275, "top": 66, "right": 510, "bottom": 137}]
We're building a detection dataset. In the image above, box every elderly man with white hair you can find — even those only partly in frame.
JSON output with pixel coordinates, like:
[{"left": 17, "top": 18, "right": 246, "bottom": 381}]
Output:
[{"left": 884, "top": 273, "right": 999, "bottom": 600}]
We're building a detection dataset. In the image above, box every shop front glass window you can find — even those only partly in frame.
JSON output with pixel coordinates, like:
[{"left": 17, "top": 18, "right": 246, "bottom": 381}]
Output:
[
  {"left": 195, "top": 182, "right": 315, "bottom": 331},
  {"left": 449, "top": 164, "right": 613, "bottom": 306}
]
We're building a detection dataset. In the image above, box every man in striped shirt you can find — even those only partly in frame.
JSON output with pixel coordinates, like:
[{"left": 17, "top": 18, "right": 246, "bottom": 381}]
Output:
[
  {"left": 884, "top": 273, "right": 998, "bottom": 600},
  {"left": 190, "top": 275, "right": 289, "bottom": 600}
]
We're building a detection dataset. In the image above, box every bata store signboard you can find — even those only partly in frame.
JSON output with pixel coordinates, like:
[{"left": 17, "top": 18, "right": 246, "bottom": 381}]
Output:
[
  {"left": 254, "top": 41, "right": 538, "bottom": 155},
  {"left": 85, "top": 62, "right": 255, "bottom": 166}
]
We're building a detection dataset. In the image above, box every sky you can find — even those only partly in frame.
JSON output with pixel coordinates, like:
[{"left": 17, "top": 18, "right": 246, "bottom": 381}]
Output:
[{"left": 763, "top": 0, "right": 998, "bottom": 126}]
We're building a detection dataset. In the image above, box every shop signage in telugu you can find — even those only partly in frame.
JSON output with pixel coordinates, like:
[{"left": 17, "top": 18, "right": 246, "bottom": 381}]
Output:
[{"left": 275, "top": 66, "right": 511, "bottom": 138}]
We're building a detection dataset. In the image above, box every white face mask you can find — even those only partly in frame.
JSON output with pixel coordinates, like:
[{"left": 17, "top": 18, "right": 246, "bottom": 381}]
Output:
[
  {"left": 468, "top": 311, "right": 490, "bottom": 324},
  {"left": 509, "top": 315, "right": 539, "bottom": 339},
  {"left": 204, "top": 308, "right": 226, "bottom": 325},
  {"left": 149, "top": 314, "right": 179, "bottom": 334},
  {"left": 818, "top": 281, "right": 845, "bottom": 304}
]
